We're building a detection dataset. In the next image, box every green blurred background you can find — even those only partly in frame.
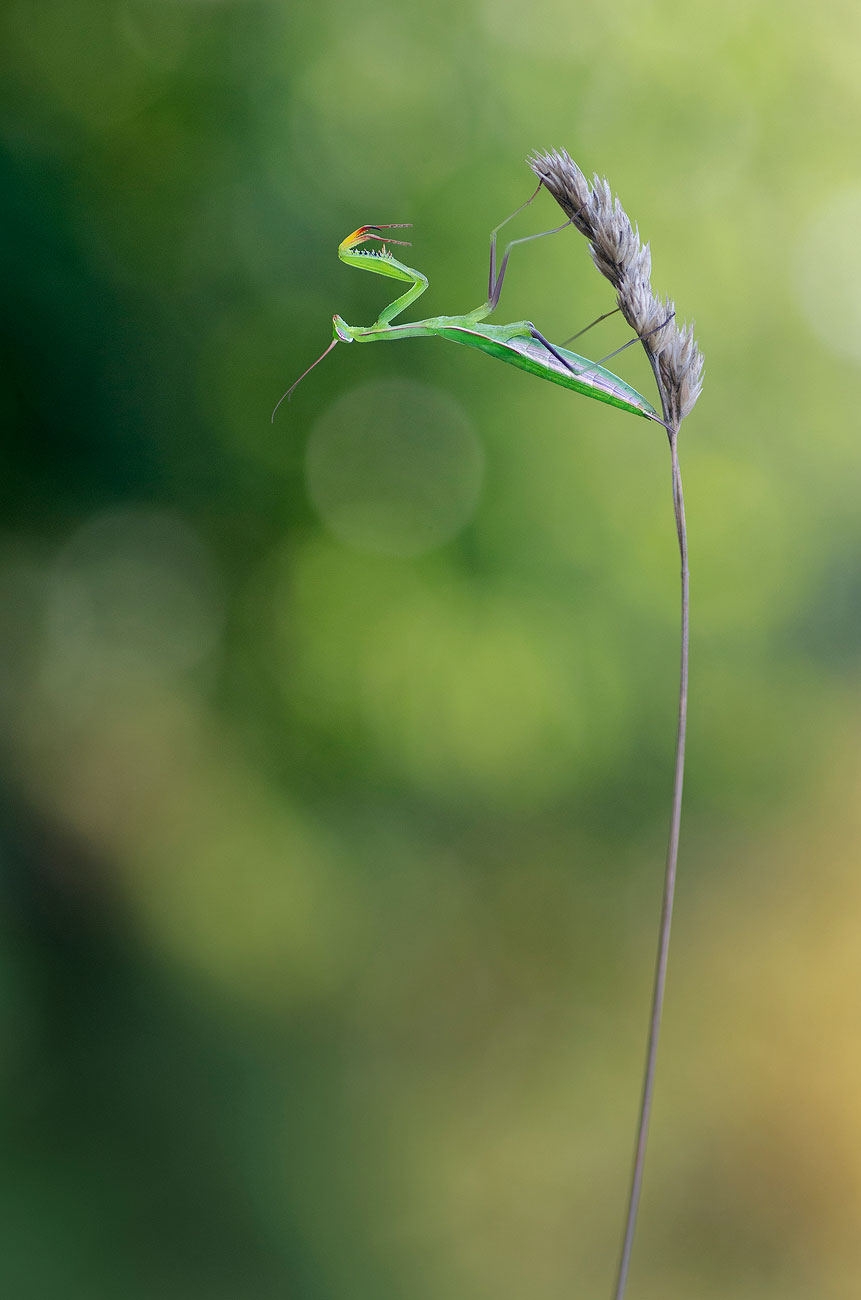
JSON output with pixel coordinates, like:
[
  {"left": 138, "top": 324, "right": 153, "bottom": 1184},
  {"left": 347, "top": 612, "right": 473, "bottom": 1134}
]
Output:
[{"left": 2, "top": 1, "right": 861, "bottom": 1296}]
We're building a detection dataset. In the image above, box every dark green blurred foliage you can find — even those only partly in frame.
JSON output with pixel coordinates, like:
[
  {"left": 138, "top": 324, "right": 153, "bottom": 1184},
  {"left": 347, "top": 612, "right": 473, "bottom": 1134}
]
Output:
[{"left": 2, "top": 1, "right": 861, "bottom": 1297}]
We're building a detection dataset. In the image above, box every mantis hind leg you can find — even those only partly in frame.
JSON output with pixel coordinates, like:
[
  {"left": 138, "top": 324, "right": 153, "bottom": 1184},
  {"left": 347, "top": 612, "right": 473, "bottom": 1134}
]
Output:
[
  {"left": 528, "top": 326, "right": 586, "bottom": 378},
  {"left": 559, "top": 307, "right": 676, "bottom": 365},
  {"left": 596, "top": 310, "right": 675, "bottom": 364},
  {"left": 560, "top": 307, "right": 621, "bottom": 346}
]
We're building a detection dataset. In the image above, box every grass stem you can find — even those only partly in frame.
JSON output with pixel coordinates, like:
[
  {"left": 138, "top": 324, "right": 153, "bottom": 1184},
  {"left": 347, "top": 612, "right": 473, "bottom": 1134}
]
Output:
[{"left": 612, "top": 427, "right": 688, "bottom": 1300}]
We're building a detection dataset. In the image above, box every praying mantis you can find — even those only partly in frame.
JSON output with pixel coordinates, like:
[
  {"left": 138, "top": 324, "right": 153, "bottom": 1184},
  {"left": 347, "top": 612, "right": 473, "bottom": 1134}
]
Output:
[{"left": 274, "top": 184, "right": 666, "bottom": 425}]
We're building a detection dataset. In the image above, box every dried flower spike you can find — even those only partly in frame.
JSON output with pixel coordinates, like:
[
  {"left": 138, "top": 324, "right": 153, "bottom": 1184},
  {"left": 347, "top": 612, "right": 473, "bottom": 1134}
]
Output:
[{"left": 528, "top": 148, "right": 704, "bottom": 430}]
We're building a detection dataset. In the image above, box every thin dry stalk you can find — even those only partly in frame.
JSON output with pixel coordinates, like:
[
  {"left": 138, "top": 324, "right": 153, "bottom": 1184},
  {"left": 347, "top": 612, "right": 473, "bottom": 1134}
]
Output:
[{"left": 527, "top": 149, "right": 703, "bottom": 1300}]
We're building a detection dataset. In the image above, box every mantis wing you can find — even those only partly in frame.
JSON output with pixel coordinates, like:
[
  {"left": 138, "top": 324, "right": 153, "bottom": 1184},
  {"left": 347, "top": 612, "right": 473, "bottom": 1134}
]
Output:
[{"left": 437, "top": 324, "right": 660, "bottom": 422}]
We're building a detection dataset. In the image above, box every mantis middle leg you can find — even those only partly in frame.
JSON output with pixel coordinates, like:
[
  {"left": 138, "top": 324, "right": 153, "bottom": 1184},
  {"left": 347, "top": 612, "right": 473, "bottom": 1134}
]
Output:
[{"left": 486, "top": 182, "right": 573, "bottom": 312}]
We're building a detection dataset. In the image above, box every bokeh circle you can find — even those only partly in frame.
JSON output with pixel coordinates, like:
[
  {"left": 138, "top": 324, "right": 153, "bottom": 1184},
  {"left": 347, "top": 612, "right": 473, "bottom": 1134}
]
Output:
[{"left": 305, "top": 378, "right": 484, "bottom": 557}]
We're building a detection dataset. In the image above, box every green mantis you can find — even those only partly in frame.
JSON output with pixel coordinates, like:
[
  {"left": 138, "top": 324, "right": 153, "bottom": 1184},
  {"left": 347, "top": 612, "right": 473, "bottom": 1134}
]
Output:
[{"left": 275, "top": 185, "right": 665, "bottom": 426}]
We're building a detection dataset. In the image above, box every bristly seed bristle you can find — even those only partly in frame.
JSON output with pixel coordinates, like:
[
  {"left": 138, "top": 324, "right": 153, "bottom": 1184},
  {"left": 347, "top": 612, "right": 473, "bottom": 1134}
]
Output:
[{"left": 527, "top": 148, "right": 704, "bottom": 429}]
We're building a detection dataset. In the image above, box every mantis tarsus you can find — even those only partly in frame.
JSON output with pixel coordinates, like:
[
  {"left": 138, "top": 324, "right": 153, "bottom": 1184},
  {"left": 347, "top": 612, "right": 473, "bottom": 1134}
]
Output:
[{"left": 274, "top": 185, "right": 665, "bottom": 425}]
